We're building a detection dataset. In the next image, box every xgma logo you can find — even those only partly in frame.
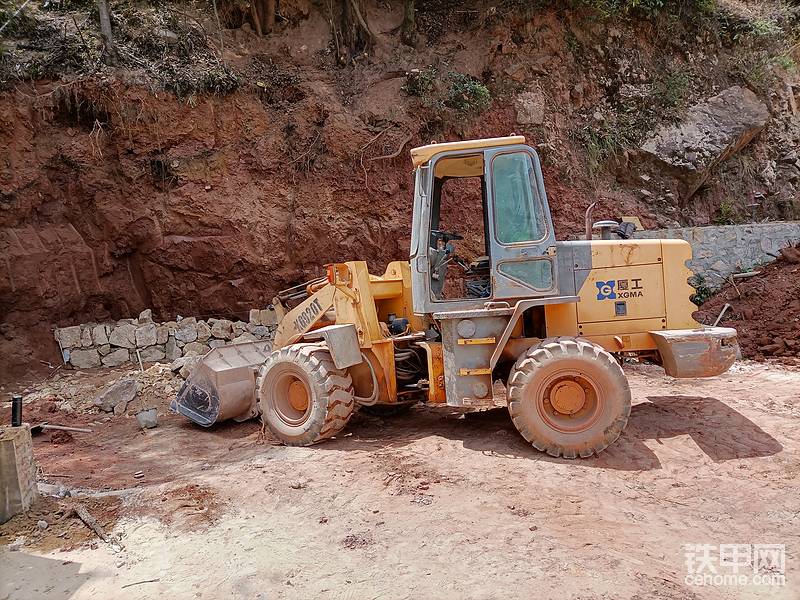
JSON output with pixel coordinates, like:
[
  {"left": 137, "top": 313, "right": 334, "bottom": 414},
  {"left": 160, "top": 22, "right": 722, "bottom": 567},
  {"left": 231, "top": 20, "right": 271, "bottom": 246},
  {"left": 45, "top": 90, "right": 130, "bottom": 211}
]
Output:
[
  {"left": 596, "top": 278, "right": 645, "bottom": 300},
  {"left": 596, "top": 281, "right": 616, "bottom": 300}
]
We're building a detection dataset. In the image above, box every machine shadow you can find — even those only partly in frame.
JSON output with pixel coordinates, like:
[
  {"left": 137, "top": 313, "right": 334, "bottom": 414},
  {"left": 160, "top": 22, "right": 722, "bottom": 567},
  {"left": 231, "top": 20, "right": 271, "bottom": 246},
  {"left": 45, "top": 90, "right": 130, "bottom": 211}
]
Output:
[
  {"left": 329, "top": 395, "right": 783, "bottom": 472},
  {"left": 0, "top": 550, "right": 94, "bottom": 599}
]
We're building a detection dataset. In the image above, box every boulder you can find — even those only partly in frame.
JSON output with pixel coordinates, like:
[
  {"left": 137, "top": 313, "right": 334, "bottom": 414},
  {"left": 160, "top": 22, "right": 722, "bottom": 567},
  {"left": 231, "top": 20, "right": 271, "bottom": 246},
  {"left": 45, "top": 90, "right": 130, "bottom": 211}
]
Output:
[
  {"left": 56, "top": 326, "right": 82, "bottom": 349},
  {"left": 135, "top": 323, "right": 158, "bottom": 347},
  {"left": 639, "top": 86, "right": 769, "bottom": 199},
  {"left": 183, "top": 341, "right": 209, "bottom": 355},
  {"left": 93, "top": 324, "right": 109, "bottom": 346},
  {"left": 97, "top": 344, "right": 112, "bottom": 356},
  {"left": 165, "top": 336, "right": 181, "bottom": 360},
  {"left": 170, "top": 352, "right": 198, "bottom": 372},
  {"left": 171, "top": 352, "right": 202, "bottom": 379},
  {"left": 156, "top": 325, "right": 169, "bottom": 345},
  {"left": 195, "top": 321, "right": 212, "bottom": 343},
  {"left": 109, "top": 324, "right": 136, "bottom": 348},
  {"left": 140, "top": 345, "right": 166, "bottom": 362},
  {"left": 94, "top": 379, "right": 138, "bottom": 412},
  {"left": 515, "top": 89, "right": 545, "bottom": 125},
  {"left": 250, "top": 325, "right": 270, "bottom": 338},
  {"left": 249, "top": 308, "right": 262, "bottom": 325},
  {"left": 102, "top": 348, "right": 130, "bottom": 367},
  {"left": 175, "top": 324, "right": 198, "bottom": 344},
  {"left": 208, "top": 338, "right": 228, "bottom": 349},
  {"left": 232, "top": 332, "right": 258, "bottom": 344},
  {"left": 70, "top": 349, "right": 100, "bottom": 369},
  {"left": 179, "top": 358, "right": 203, "bottom": 379},
  {"left": 136, "top": 408, "right": 158, "bottom": 429},
  {"left": 232, "top": 321, "right": 247, "bottom": 337},
  {"left": 211, "top": 319, "right": 233, "bottom": 339},
  {"left": 138, "top": 308, "right": 153, "bottom": 324},
  {"left": 80, "top": 327, "right": 93, "bottom": 347},
  {"left": 260, "top": 308, "right": 279, "bottom": 326}
]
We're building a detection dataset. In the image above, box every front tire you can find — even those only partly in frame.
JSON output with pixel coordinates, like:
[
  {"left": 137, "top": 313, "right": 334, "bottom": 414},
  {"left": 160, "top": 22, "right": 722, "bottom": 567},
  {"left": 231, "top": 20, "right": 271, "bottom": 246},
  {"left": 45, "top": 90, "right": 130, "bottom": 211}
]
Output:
[
  {"left": 257, "top": 344, "right": 355, "bottom": 446},
  {"left": 507, "top": 337, "right": 631, "bottom": 458}
]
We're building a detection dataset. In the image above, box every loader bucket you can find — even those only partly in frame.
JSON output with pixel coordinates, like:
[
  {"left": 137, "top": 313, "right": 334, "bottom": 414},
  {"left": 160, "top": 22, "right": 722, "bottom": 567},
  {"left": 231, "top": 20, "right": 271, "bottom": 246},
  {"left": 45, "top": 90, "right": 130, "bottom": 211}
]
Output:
[{"left": 171, "top": 341, "right": 273, "bottom": 426}]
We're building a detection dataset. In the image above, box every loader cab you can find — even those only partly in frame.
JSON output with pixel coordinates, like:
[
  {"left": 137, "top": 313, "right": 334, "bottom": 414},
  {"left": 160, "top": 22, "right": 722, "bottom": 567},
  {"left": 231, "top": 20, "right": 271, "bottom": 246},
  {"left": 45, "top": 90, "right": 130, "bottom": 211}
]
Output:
[{"left": 410, "top": 136, "right": 558, "bottom": 315}]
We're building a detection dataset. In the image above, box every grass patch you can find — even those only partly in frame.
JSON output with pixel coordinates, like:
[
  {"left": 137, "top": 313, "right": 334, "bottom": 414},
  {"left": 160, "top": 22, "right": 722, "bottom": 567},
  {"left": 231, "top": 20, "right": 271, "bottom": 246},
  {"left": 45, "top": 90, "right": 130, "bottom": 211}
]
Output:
[
  {"left": 689, "top": 274, "right": 714, "bottom": 306},
  {"left": 402, "top": 67, "right": 492, "bottom": 127}
]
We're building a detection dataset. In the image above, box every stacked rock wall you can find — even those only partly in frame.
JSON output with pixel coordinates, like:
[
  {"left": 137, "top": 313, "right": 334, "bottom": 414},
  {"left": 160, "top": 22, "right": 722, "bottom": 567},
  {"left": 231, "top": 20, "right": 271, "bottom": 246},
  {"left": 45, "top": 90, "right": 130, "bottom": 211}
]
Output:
[
  {"left": 55, "top": 308, "right": 278, "bottom": 369},
  {"left": 635, "top": 221, "right": 800, "bottom": 289}
]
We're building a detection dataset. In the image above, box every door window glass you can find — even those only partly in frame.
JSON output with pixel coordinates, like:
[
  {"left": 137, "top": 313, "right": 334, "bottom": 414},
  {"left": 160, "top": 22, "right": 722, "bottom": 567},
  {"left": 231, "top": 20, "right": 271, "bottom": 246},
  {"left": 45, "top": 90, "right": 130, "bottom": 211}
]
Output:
[
  {"left": 497, "top": 260, "right": 553, "bottom": 291},
  {"left": 492, "top": 152, "right": 546, "bottom": 244}
]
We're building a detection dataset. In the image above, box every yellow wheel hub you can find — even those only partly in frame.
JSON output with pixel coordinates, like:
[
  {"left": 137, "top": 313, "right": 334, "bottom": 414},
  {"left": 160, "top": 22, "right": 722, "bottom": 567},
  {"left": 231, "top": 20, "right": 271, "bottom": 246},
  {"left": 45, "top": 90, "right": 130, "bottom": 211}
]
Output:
[
  {"left": 550, "top": 380, "right": 586, "bottom": 415},
  {"left": 288, "top": 380, "right": 309, "bottom": 412}
]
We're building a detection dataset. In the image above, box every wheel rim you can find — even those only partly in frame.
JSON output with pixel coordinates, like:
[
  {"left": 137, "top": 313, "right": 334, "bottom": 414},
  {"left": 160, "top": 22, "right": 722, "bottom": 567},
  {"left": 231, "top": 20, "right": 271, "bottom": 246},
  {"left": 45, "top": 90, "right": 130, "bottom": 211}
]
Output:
[
  {"left": 535, "top": 370, "right": 602, "bottom": 434},
  {"left": 272, "top": 371, "right": 311, "bottom": 427}
]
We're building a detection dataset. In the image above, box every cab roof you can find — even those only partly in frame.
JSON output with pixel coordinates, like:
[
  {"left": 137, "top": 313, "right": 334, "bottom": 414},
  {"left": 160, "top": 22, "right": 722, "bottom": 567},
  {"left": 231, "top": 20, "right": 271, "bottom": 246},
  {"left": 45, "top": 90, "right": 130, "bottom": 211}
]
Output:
[{"left": 409, "top": 135, "right": 526, "bottom": 169}]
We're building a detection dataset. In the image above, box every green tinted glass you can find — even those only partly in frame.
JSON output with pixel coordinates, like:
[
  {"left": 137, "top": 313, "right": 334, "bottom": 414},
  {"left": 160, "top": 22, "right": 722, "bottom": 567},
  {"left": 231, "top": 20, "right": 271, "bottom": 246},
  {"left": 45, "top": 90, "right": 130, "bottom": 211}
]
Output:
[
  {"left": 498, "top": 260, "right": 553, "bottom": 290},
  {"left": 492, "top": 153, "right": 545, "bottom": 244}
]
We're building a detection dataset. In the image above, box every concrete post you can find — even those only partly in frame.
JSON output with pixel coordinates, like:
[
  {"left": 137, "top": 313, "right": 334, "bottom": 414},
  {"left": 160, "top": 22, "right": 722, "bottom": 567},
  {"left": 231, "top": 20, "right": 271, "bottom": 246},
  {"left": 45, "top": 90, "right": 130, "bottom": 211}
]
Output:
[{"left": 0, "top": 425, "right": 38, "bottom": 524}]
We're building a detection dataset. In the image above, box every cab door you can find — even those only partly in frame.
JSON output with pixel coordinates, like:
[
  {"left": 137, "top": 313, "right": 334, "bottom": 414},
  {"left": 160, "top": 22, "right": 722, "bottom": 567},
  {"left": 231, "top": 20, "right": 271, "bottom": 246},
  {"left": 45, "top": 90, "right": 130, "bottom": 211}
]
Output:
[{"left": 484, "top": 146, "right": 558, "bottom": 299}]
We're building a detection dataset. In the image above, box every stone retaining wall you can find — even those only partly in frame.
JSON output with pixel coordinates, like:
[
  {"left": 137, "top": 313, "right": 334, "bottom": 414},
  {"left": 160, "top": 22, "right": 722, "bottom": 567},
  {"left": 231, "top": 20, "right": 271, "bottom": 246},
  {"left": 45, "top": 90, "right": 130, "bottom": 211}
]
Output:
[
  {"left": 55, "top": 308, "right": 278, "bottom": 369},
  {"left": 635, "top": 221, "right": 800, "bottom": 288}
]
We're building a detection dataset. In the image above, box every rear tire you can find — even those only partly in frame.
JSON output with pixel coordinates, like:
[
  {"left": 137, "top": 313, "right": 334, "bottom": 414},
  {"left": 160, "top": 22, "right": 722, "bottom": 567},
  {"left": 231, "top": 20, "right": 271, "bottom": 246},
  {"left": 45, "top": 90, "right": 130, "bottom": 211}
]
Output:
[
  {"left": 257, "top": 344, "right": 355, "bottom": 446},
  {"left": 507, "top": 337, "right": 631, "bottom": 458}
]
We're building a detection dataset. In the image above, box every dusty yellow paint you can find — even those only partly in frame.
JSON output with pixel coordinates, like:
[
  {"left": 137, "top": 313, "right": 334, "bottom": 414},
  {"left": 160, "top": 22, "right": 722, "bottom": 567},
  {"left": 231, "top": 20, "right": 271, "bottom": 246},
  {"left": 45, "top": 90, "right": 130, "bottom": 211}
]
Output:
[
  {"left": 459, "top": 368, "right": 493, "bottom": 376},
  {"left": 457, "top": 337, "right": 497, "bottom": 345},
  {"left": 433, "top": 154, "right": 484, "bottom": 178},
  {"left": 542, "top": 238, "right": 699, "bottom": 354},
  {"left": 410, "top": 136, "right": 526, "bottom": 168},
  {"left": 373, "top": 261, "right": 426, "bottom": 333},
  {"left": 419, "top": 341, "right": 446, "bottom": 404},
  {"left": 576, "top": 263, "right": 666, "bottom": 324},
  {"left": 661, "top": 240, "right": 700, "bottom": 329},
  {"left": 582, "top": 239, "right": 663, "bottom": 268},
  {"left": 544, "top": 303, "right": 580, "bottom": 337}
]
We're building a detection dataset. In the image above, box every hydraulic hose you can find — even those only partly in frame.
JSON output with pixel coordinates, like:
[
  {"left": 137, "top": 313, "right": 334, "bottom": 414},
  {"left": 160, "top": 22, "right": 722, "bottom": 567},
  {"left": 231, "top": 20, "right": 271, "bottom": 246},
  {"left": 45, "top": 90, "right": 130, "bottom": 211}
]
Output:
[{"left": 353, "top": 353, "right": 380, "bottom": 406}]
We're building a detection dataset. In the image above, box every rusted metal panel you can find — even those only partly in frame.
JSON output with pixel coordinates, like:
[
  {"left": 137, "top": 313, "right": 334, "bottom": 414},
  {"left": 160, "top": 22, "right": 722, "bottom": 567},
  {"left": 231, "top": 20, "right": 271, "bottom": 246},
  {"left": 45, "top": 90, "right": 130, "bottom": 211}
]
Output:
[{"left": 650, "top": 327, "right": 738, "bottom": 378}]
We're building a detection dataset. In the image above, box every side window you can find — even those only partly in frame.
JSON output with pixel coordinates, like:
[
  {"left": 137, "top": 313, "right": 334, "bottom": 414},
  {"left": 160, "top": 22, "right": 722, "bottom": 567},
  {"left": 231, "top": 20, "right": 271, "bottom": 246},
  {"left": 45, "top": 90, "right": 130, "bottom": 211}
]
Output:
[{"left": 492, "top": 152, "right": 546, "bottom": 244}]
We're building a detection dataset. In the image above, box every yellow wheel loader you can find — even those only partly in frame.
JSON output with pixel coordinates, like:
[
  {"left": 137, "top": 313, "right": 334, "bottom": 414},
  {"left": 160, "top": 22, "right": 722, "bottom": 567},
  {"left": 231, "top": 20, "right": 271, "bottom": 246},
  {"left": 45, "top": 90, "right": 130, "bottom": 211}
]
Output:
[{"left": 172, "top": 136, "right": 738, "bottom": 458}]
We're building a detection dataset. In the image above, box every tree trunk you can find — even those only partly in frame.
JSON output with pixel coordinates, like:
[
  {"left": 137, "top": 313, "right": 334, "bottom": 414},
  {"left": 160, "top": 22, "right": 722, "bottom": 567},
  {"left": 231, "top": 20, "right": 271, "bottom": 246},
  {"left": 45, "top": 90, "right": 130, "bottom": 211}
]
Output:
[
  {"left": 340, "top": 0, "right": 373, "bottom": 61},
  {"left": 96, "top": 0, "right": 117, "bottom": 65},
  {"left": 251, "top": 0, "right": 263, "bottom": 35},
  {"left": 263, "top": 0, "right": 276, "bottom": 33},
  {"left": 400, "top": 0, "right": 415, "bottom": 47}
]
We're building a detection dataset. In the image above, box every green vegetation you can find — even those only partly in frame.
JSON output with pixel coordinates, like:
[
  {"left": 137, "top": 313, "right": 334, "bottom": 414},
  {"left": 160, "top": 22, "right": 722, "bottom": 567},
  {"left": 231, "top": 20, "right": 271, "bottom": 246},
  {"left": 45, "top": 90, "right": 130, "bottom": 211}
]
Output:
[
  {"left": 689, "top": 274, "right": 713, "bottom": 306},
  {"left": 445, "top": 72, "right": 491, "bottom": 114},
  {"left": 573, "top": 0, "right": 715, "bottom": 19},
  {"left": 402, "top": 67, "right": 437, "bottom": 98},
  {"left": 714, "top": 199, "right": 739, "bottom": 225},
  {"left": 403, "top": 67, "right": 492, "bottom": 118},
  {"left": 579, "top": 64, "right": 693, "bottom": 172},
  {"left": 773, "top": 55, "right": 797, "bottom": 71},
  {"left": 652, "top": 69, "right": 690, "bottom": 112},
  {"left": 748, "top": 17, "right": 781, "bottom": 38}
]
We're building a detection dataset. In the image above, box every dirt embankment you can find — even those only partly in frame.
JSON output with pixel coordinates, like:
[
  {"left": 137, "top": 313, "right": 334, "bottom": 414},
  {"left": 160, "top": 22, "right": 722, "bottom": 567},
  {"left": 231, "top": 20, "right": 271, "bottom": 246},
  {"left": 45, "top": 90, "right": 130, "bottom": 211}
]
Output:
[
  {"left": 697, "top": 243, "right": 800, "bottom": 360},
  {"left": 0, "top": 1, "right": 797, "bottom": 381}
]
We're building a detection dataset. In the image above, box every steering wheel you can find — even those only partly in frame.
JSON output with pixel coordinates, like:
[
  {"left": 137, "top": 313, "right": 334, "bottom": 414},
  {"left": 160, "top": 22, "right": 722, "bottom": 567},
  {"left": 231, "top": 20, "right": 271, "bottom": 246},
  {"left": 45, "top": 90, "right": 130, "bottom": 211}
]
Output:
[{"left": 431, "top": 229, "right": 464, "bottom": 243}]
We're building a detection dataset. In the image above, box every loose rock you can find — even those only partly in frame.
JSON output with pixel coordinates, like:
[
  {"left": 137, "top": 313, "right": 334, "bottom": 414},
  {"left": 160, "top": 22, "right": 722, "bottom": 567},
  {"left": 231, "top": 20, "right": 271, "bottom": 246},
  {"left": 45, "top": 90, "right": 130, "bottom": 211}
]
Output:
[{"left": 94, "top": 379, "right": 138, "bottom": 413}]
